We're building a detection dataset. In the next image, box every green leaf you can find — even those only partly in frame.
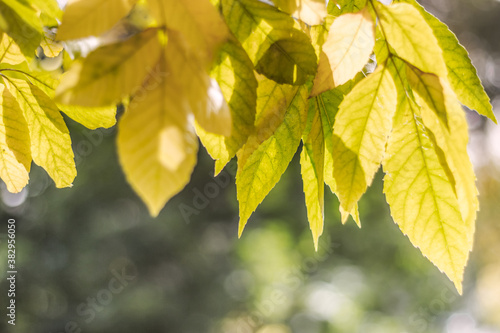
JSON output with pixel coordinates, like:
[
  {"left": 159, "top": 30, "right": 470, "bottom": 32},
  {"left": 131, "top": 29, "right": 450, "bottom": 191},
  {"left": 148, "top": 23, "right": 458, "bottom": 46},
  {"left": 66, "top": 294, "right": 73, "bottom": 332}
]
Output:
[
  {"left": 0, "top": 84, "right": 31, "bottom": 193},
  {"left": 401, "top": 0, "right": 496, "bottom": 123},
  {"left": 327, "top": 0, "right": 367, "bottom": 15},
  {"left": 332, "top": 64, "right": 397, "bottom": 213},
  {"left": 4, "top": 77, "right": 76, "bottom": 188},
  {"left": 221, "top": 0, "right": 317, "bottom": 85},
  {"left": 57, "top": 0, "right": 138, "bottom": 40},
  {"left": 117, "top": 55, "right": 198, "bottom": 217},
  {"left": 56, "top": 28, "right": 162, "bottom": 107},
  {"left": 374, "top": 2, "right": 447, "bottom": 77},
  {"left": 301, "top": 98, "right": 325, "bottom": 250},
  {"left": 236, "top": 77, "right": 310, "bottom": 236},
  {"left": 196, "top": 39, "right": 257, "bottom": 175},
  {"left": 383, "top": 96, "right": 469, "bottom": 294},
  {"left": 311, "top": 8, "right": 375, "bottom": 96}
]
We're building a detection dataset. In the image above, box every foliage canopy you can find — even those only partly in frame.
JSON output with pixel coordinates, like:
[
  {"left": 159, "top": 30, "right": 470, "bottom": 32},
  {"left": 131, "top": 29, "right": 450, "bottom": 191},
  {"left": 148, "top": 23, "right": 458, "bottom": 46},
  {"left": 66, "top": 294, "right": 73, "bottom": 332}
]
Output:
[{"left": 0, "top": 0, "right": 496, "bottom": 293}]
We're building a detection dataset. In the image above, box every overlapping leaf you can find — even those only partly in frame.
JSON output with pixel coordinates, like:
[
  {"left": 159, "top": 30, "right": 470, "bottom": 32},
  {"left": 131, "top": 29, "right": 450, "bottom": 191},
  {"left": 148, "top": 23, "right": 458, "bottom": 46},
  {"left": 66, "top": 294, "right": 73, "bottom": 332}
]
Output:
[
  {"left": 221, "top": 0, "right": 317, "bottom": 85},
  {"left": 272, "top": 0, "right": 328, "bottom": 26}
]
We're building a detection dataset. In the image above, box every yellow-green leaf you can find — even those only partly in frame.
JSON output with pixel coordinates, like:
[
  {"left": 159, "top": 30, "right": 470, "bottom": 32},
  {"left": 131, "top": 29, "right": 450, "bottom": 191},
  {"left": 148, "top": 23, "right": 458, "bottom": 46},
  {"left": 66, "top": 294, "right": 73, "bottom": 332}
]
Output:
[
  {"left": 332, "top": 65, "right": 397, "bottom": 213},
  {"left": 327, "top": 0, "right": 367, "bottom": 15},
  {"left": 222, "top": 0, "right": 317, "bottom": 85},
  {"left": 374, "top": 2, "right": 447, "bottom": 77},
  {"left": 406, "top": 64, "right": 448, "bottom": 129},
  {"left": 0, "top": 33, "right": 25, "bottom": 65},
  {"left": 196, "top": 39, "right": 257, "bottom": 174},
  {"left": 41, "top": 31, "right": 64, "bottom": 58},
  {"left": 165, "top": 30, "right": 231, "bottom": 137},
  {"left": 237, "top": 78, "right": 309, "bottom": 236},
  {"left": 4, "top": 77, "right": 76, "bottom": 188},
  {"left": 272, "top": 0, "right": 327, "bottom": 25},
  {"left": 57, "top": 0, "right": 138, "bottom": 40},
  {"left": 117, "top": 57, "right": 198, "bottom": 217},
  {"left": 59, "top": 104, "right": 117, "bottom": 130},
  {"left": 56, "top": 28, "right": 162, "bottom": 107},
  {"left": 415, "top": 75, "right": 478, "bottom": 248},
  {"left": 0, "top": 84, "right": 31, "bottom": 193},
  {"left": 383, "top": 96, "right": 469, "bottom": 293},
  {"left": 401, "top": 0, "right": 496, "bottom": 123},
  {"left": 148, "top": 0, "right": 229, "bottom": 64},
  {"left": 301, "top": 98, "right": 325, "bottom": 250},
  {"left": 311, "top": 8, "right": 375, "bottom": 96}
]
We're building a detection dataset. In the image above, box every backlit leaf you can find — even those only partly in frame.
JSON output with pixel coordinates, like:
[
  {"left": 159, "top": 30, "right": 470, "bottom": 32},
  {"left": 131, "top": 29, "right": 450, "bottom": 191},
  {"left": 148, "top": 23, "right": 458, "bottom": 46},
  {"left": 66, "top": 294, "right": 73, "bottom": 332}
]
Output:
[
  {"left": 383, "top": 96, "right": 469, "bottom": 294},
  {"left": 401, "top": 0, "right": 496, "bottom": 123},
  {"left": 57, "top": 0, "right": 138, "bottom": 40},
  {"left": 117, "top": 56, "right": 198, "bottom": 216},
  {"left": 0, "top": 33, "right": 25, "bottom": 65},
  {"left": 4, "top": 77, "right": 76, "bottom": 188},
  {"left": 196, "top": 39, "right": 257, "bottom": 174},
  {"left": 237, "top": 77, "right": 309, "bottom": 236},
  {"left": 374, "top": 2, "right": 447, "bottom": 77},
  {"left": 59, "top": 104, "right": 117, "bottom": 130},
  {"left": 221, "top": 0, "right": 317, "bottom": 85},
  {"left": 56, "top": 28, "right": 162, "bottom": 107},
  {"left": 0, "top": 84, "right": 31, "bottom": 193},
  {"left": 311, "top": 8, "right": 375, "bottom": 96},
  {"left": 272, "top": 0, "right": 328, "bottom": 26},
  {"left": 332, "top": 65, "right": 397, "bottom": 213}
]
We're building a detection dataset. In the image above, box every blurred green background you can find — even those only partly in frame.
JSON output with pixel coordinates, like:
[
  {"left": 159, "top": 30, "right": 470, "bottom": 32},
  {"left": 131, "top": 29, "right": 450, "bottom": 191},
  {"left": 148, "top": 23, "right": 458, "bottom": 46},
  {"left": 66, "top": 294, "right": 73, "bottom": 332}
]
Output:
[{"left": 1, "top": 0, "right": 500, "bottom": 332}]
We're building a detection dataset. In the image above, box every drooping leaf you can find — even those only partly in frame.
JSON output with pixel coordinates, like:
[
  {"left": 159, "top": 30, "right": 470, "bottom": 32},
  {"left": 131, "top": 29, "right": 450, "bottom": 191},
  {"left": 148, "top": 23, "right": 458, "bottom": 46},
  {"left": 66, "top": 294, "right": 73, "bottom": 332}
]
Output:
[
  {"left": 56, "top": 28, "right": 162, "bottom": 107},
  {"left": 272, "top": 0, "right": 328, "bottom": 26},
  {"left": 147, "top": 0, "right": 229, "bottom": 65},
  {"left": 414, "top": 75, "right": 478, "bottom": 248},
  {"left": 59, "top": 104, "right": 117, "bottom": 130},
  {"left": 0, "top": 1, "right": 42, "bottom": 59},
  {"left": 221, "top": 0, "right": 317, "bottom": 85},
  {"left": 4, "top": 77, "right": 76, "bottom": 188},
  {"left": 196, "top": 39, "right": 257, "bottom": 175},
  {"left": 236, "top": 77, "right": 310, "bottom": 236},
  {"left": 374, "top": 2, "right": 447, "bottom": 77},
  {"left": 0, "top": 84, "right": 31, "bottom": 193},
  {"left": 165, "top": 30, "right": 232, "bottom": 137},
  {"left": 117, "top": 56, "right": 198, "bottom": 217},
  {"left": 0, "top": 33, "right": 25, "bottom": 65},
  {"left": 332, "top": 64, "right": 397, "bottom": 214},
  {"left": 57, "top": 0, "right": 138, "bottom": 40},
  {"left": 311, "top": 8, "right": 375, "bottom": 96},
  {"left": 401, "top": 0, "right": 496, "bottom": 123},
  {"left": 301, "top": 98, "right": 325, "bottom": 250},
  {"left": 383, "top": 96, "right": 469, "bottom": 294},
  {"left": 406, "top": 64, "right": 449, "bottom": 129}
]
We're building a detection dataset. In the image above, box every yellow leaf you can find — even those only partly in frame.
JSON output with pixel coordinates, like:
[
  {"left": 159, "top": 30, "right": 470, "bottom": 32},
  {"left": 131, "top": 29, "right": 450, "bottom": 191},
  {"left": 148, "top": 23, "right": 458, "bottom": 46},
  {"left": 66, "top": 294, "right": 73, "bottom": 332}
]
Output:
[
  {"left": 117, "top": 56, "right": 198, "bottom": 216},
  {"left": 56, "top": 28, "right": 162, "bottom": 107},
  {"left": 0, "top": 33, "right": 25, "bottom": 65},
  {"left": 273, "top": 0, "right": 328, "bottom": 25},
  {"left": 311, "top": 8, "right": 375, "bottom": 96},
  {"left": 383, "top": 96, "right": 469, "bottom": 293},
  {"left": 374, "top": 2, "right": 447, "bottom": 77},
  {"left": 414, "top": 74, "right": 478, "bottom": 248},
  {"left": 301, "top": 101, "right": 325, "bottom": 250},
  {"left": 59, "top": 104, "right": 117, "bottom": 130},
  {"left": 148, "top": 0, "right": 229, "bottom": 65},
  {"left": 57, "top": 0, "right": 138, "bottom": 40},
  {"left": 0, "top": 84, "right": 31, "bottom": 193},
  {"left": 340, "top": 203, "right": 361, "bottom": 227},
  {"left": 41, "top": 32, "right": 63, "bottom": 58},
  {"left": 332, "top": 65, "right": 397, "bottom": 213},
  {"left": 196, "top": 40, "right": 257, "bottom": 175},
  {"left": 4, "top": 77, "right": 76, "bottom": 188},
  {"left": 165, "top": 30, "right": 231, "bottom": 137}
]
